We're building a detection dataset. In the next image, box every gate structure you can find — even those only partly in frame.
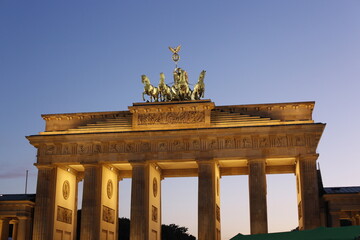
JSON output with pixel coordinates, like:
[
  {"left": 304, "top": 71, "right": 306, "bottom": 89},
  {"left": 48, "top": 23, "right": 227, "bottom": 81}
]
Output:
[{"left": 27, "top": 100, "right": 325, "bottom": 240}]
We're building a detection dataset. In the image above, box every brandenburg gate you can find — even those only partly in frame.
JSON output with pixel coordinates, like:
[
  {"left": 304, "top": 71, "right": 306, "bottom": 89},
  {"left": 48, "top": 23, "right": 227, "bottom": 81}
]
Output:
[{"left": 26, "top": 48, "right": 325, "bottom": 240}]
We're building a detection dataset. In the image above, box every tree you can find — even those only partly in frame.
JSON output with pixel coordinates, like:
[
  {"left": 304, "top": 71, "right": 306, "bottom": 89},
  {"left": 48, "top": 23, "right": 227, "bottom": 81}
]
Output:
[
  {"left": 118, "top": 219, "right": 196, "bottom": 240},
  {"left": 118, "top": 217, "right": 130, "bottom": 240},
  {"left": 161, "top": 224, "right": 196, "bottom": 240},
  {"left": 76, "top": 212, "right": 195, "bottom": 240}
]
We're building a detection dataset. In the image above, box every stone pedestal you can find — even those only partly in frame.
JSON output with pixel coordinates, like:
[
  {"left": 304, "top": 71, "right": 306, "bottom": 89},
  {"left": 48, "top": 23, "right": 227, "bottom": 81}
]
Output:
[
  {"left": 296, "top": 154, "right": 321, "bottom": 230},
  {"left": 198, "top": 160, "right": 221, "bottom": 240},
  {"left": 81, "top": 165, "right": 118, "bottom": 240},
  {"left": 32, "top": 167, "right": 56, "bottom": 240},
  {"left": 0, "top": 218, "right": 10, "bottom": 240},
  {"left": 248, "top": 159, "right": 268, "bottom": 234},
  {"left": 130, "top": 162, "right": 162, "bottom": 240}
]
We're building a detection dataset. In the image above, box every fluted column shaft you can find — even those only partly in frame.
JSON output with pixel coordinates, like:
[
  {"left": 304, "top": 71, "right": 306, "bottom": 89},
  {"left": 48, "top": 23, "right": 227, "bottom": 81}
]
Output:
[
  {"left": 198, "top": 160, "right": 221, "bottom": 240},
  {"left": 32, "top": 167, "right": 56, "bottom": 240},
  {"left": 248, "top": 159, "right": 268, "bottom": 234},
  {"left": 130, "top": 162, "right": 162, "bottom": 240},
  {"left": 296, "top": 154, "right": 321, "bottom": 230},
  {"left": 16, "top": 217, "right": 31, "bottom": 240},
  {"left": 330, "top": 212, "right": 340, "bottom": 227},
  {"left": 130, "top": 163, "right": 148, "bottom": 240},
  {"left": 10, "top": 220, "right": 18, "bottom": 240},
  {"left": 0, "top": 218, "right": 10, "bottom": 240},
  {"left": 80, "top": 165, "right": 102, "bottom": 240}
]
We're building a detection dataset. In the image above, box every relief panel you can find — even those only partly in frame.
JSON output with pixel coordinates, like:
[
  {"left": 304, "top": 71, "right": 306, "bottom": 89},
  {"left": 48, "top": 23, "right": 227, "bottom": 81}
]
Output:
[
  {"left": 103, "top": 205, "right": 115, "bottom": 224},
  {"left": 57, "top": 206, "right": 72, "bottom": 224}
]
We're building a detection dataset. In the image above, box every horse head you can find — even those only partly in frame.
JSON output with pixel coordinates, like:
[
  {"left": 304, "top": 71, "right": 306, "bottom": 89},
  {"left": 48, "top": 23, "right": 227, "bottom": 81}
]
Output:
[
  {"left": 141, "top": 75, "right": 150, "bottom": 85},
  {"left": 159, "top": 72, "right": 165, "bottom": 84},
  {"left": 198, "top": 70, "right": 206, "bottom": 83}
]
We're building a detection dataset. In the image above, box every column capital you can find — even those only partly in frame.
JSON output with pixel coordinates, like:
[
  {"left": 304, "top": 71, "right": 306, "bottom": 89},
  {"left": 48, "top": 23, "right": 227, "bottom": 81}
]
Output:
[
  {"left": 77, "top": 173, "right": 84, "bottom": 182},
  {"left": 196, "top": 158, "right": 216, "bottom": 165},
  {"left": 9, "top": 219, "right": 19, "bottom": 224},
  {"left": 34, "top": 163, "right": 55, "bottom": 170},
  {"left": 297, "top": 154, "right": 319, "bottom": 162},
  {"left": 247, "top": 158, "right": 266, "bottom": 165},
  {"left": 129, "top": 161, "right": 148, "bottom": 167}
]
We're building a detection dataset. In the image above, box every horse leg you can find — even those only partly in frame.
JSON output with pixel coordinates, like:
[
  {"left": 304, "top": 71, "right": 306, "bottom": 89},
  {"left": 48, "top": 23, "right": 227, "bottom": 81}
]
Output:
[
  {"left": 167, "top": 89, "right": 172, "bottom": 101},
  {"left": 191, "top": 90, "right": 195, "bottom": 100},
  {"left": 142, "top": 92, "right": 146, "bottom": 101}
]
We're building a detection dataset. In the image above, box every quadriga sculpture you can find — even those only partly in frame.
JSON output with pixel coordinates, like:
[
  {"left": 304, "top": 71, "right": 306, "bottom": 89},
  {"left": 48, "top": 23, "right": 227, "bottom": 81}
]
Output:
[
  {"left": 158, "top": 73, "right": 173, "bottom": 102},
  {"left": 172, "top": 68, "right": 191, "bottom": 101},
  {"left": 141, "top": 68, "right": 206, "bottom": 102},
  {"left": 141, "top": 75, "right": 159, "bottom": 102}
]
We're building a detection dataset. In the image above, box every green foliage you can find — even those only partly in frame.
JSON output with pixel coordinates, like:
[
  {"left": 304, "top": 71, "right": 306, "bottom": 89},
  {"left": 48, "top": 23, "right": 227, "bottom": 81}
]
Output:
[
  {"left": 161, "top": 223, "right": 196, "bottom": 240},
  {"left": 76, "top": 212, "right": 195, "bottom": 240}
]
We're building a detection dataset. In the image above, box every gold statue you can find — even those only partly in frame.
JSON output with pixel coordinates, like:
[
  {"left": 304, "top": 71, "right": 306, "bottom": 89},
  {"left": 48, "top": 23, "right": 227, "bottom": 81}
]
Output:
[
  {"left": 141, "top": 75, "right": 159, "bottom": 102},
  {"left": 169, "top": 45, "right": 181, "bottom": 67},
  {"left": 170, "top": 68, "right": 191, "bottom": 101},
  {"left": 191, "top": 70, "right": 206, "bottom": 100},
  {"left": 140, "top": 46, "right": 206, "bottom": 102},
  {"left": 158, "top": 73, "right": 173, "bottom": 101}
]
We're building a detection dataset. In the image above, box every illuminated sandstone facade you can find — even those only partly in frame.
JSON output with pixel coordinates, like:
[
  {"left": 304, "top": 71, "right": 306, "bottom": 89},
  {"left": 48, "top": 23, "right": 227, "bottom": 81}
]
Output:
[
  {"left": 0, "top": 194, "right": 35, "bottom": 240},
  {"left": 26, "top": 100, "right": 325, "bottom": 240}
]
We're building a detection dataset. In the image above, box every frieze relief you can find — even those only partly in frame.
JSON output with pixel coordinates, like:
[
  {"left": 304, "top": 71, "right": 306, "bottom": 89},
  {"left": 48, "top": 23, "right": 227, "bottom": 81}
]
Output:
[
  {"left": 62, "top": 144, "right": 72, "bottom": 155},
  {"left": 152, "top": 205, "right": 158, "bottom": 222},
  {"left": 40, "top": 133, "right": 321, "bottom": 156},
  {"left": 57, "top": 206, "right": 72, "bottom": 224},
  {"left": 109, "top": 142, "right": 125, "bottom": 153},
  {"left": 77, "top": 144, "right": 92, "bottom": 154},
  {"left": 45, "top": 145, "right": 56, "bottom": 155},
  {"left": 102, "top": 205, "right": 115, "bottom": 224},
  {"left": 138, "top": 111, "right": 205, "bottom": 125},
  {"left": 93, "top": 144, "right": 102, "bottom": 153}
]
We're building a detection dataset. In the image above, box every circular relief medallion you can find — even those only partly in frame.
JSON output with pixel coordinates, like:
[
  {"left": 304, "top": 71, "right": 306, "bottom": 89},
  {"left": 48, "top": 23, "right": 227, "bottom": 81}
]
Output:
[
  {"left": 153, "top": 177, "right": 158, "bottom": 198},
  {"left": 107, "top": 179, "right": 113, "bottom": 199},
  {"left": 62, "top": 180, "right": 70, "bottom": 200}
]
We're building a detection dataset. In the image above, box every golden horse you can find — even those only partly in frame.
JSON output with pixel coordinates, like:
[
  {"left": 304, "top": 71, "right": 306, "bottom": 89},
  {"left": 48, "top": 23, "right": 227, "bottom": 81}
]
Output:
[
  {"left": 158, "top": 73, "right": 173, "bottom": 102},
  {"left": 172, "top": 68, "right": 192, "bottom": 101},
  {"left": 141, "top": 75, "right": 159, "bottom": 102},
  {"left": 191, "top": 70, "right": 206, "bottom": 100}
]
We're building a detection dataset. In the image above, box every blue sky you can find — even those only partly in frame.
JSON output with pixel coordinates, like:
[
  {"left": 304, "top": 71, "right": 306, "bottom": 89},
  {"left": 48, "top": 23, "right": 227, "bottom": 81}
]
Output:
[{"left": 1, "top": 1, "right": 360, "bottom": 239}]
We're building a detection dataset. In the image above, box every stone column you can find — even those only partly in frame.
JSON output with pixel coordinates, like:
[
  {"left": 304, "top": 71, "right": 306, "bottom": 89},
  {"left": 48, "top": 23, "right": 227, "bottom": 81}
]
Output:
[
  {"left": 295, "top": 154, "right": 321, "bottom": 230},
  {"left": 0, "top": 218, "right": 10, "bottom": 240},
  {"left": 81, "top": 164, "right": 118, "bottom": 240},
  {"left": 32, "top": 166, "right": 56, "bottom": 240},
  {"left": 248, "top": 159, "right": 268, "bottom": 234},
  {"left": 81, "top": 165, "right": 102, "bottom": 240},
  {"left": 10, "top": 219, "right": 18, "bottom": 240},
  {"left": 130, "top": 162, "right": 162, "bottom": 240},
  {"left": 356, "top": 213, "right": 360, "bottom": 226},
  {"left": 330, "top": 212, "right": 340, "bottom": 227},
  {"left": 197, "top": 160, "right": 221, "bottom": 240},
  {"left": 17, "top": 217, "right": 31, "bottom": 240}
]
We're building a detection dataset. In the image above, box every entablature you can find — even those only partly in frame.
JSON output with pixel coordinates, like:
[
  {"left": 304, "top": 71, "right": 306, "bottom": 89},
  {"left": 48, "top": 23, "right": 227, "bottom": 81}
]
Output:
[{"left": 28, "top": 123, "right": 325, "bottom": 165}]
